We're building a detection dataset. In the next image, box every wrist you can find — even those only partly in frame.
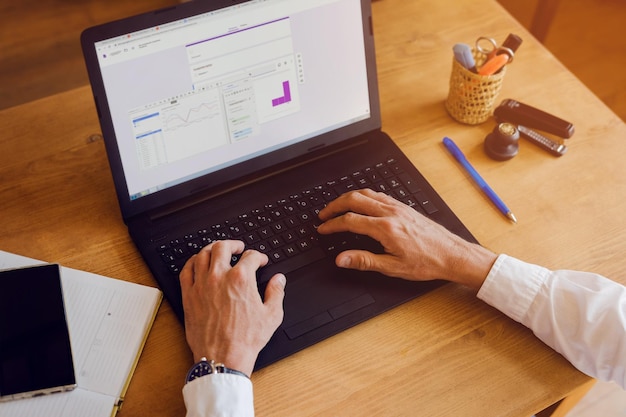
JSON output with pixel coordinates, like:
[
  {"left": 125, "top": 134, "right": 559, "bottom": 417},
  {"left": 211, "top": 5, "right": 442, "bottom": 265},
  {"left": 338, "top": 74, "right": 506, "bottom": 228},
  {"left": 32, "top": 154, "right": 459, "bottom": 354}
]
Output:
[
  {"left": 444, "top": 238, "right": 497, "bottom": 289},
  {"left": 192, "top": 348, "right": 256, "bottom": 377},
  {"left": 185, "top": 357, "right": 250, "bottom": 384}
]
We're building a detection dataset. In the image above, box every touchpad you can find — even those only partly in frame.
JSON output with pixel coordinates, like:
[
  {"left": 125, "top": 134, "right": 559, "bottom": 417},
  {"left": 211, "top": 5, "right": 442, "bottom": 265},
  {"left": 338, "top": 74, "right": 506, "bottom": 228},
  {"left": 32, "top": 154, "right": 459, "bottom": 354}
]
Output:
[{"left": 281, "top": 263, "right": 373, "bottom": 338}]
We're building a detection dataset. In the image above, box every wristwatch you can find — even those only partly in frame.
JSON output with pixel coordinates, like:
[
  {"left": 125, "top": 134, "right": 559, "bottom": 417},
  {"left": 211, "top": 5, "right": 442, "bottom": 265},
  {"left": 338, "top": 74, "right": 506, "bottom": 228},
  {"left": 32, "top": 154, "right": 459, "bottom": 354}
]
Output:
[{"left": 185, "top": 357, "right": 249, "bottom": 383}]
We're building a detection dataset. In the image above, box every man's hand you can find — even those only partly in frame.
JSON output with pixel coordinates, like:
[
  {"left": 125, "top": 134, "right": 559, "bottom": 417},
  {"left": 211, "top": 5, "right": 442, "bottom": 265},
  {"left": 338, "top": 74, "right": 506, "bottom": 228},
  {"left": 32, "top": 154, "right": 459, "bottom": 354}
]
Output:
[
  {"left": 317, "top": 189, "right": 496, "bottom": 289},
  {"left": 179, "top": 240, "right": 286, "bottom": 377}
]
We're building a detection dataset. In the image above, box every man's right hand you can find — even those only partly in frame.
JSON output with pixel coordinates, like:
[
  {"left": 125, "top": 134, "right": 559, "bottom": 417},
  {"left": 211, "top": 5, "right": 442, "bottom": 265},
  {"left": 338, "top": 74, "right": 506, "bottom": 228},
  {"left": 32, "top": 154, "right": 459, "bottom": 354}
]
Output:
[{"left": 317, "top": 189, "right": 497, "bottom": 289}]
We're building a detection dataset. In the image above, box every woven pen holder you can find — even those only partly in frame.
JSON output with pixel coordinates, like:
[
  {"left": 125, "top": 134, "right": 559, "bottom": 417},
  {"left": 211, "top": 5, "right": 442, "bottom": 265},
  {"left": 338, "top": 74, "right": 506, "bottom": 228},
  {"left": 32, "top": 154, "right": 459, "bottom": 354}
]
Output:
[{"left": 445, "top": 51, "right": 506, "bottom": 124}]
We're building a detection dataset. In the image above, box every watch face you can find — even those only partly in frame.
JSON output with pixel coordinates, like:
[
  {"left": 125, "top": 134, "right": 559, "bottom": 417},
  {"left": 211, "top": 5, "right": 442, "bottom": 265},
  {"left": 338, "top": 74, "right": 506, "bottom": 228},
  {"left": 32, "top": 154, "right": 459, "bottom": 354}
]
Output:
[{"left": 186, "top": 360, "right": 211, "bottom": 383}]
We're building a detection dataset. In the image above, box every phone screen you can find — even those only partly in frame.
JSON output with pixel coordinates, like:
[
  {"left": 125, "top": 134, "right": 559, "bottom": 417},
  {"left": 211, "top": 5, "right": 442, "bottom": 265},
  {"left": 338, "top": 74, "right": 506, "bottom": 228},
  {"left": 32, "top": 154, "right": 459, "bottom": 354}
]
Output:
[{"left": 0, "top": 264, "right": 76, "bottom": 401}]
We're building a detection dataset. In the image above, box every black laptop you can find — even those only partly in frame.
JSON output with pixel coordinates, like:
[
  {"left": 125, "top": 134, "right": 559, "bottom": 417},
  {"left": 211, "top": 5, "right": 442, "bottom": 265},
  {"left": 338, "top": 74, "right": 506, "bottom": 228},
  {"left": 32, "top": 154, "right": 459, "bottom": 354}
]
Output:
[{"left": 81, "top": 0, "right": 476, "bottom": 369}]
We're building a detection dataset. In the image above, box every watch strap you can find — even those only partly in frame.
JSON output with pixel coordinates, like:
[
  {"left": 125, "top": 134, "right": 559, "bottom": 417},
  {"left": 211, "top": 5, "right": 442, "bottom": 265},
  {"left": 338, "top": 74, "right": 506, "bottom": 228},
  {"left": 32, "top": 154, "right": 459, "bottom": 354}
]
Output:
[{"left": 185, "top": 357, "right": 249, "bottom": 383}]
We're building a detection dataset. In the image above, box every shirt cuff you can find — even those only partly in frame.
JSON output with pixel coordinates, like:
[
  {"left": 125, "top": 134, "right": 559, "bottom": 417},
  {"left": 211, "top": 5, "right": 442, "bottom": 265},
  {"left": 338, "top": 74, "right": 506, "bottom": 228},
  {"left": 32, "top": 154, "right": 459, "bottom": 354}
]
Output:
[
  {"left": 183, "top": 373, "right": 254, "bottom": 417},
  {"left": 476, "top": 253, "right": 549, "bottom": 325}
]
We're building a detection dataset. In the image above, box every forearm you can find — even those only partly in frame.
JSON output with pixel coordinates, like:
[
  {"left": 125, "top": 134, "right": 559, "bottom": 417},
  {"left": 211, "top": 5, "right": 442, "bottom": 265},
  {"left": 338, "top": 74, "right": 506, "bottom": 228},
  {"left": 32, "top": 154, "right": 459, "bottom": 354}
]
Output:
[{"left": 478, "top": 254, "right": 626, "bottom": 389}]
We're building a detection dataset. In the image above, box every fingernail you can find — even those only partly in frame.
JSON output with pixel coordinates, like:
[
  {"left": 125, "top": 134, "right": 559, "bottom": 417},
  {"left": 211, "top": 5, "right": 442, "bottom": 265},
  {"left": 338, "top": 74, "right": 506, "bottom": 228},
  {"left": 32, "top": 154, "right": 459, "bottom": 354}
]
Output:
[
  {"left": 277, "top": 274, "right": 287, "bottom": 288},
  {"left": 337, "top": 255, "right": 351, "bottom": 268}
]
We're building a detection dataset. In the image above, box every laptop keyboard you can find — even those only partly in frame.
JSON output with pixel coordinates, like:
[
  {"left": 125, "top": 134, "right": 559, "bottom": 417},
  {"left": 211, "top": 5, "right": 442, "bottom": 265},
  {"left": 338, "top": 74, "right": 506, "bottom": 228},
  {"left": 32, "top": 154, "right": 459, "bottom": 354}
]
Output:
[{"left": 156, "top": 157, "right": 438, "bottom": 282}]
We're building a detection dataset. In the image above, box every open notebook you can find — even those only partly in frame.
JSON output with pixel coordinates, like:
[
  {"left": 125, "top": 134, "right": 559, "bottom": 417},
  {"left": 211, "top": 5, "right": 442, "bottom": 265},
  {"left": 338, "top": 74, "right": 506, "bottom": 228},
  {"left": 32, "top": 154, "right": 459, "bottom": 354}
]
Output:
[{"left": 0, "top": 251, "right": 162, "bottom": 417}]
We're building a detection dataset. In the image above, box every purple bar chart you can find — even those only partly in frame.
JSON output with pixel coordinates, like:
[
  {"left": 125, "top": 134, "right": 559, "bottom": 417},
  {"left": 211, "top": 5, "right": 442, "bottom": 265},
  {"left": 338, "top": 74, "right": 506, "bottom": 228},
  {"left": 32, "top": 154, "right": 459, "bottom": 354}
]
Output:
[{"left": 271, "top": 81, "right": 291, "bottom": 106}]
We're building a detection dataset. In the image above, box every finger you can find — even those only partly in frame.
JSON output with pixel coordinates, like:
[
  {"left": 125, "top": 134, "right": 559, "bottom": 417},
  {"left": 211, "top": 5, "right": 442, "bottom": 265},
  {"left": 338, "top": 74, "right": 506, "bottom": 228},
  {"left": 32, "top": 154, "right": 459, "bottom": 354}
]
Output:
[
  {"left": 263, "top": 274, "right": 286, "bottom": 324},
  {"left": 193, "top": 245, "right": 211, "bottom": 273},
  {"left": 335, "top": 249, "right": 377, "bottom": 271},
  {"left": 335, "top": 250, "right": 407, "bottom": 278},
  {"left": 179, "top": 254, "right": 197, "bottom": 291},
  {"left": 179, "top": 249, "right": 214, "bottom": 297},
  {"left": 204, "top": 240, "right": 245, "bottom": 275},
  {"left": 205, "top": 239, "right": 245, "bottom": 256},
  {"left": 235, "top": 249, "right": 269, "bottom": 276},
  {"left": 317, "top": 210, "right": 379, "bottom": 237},
  {"left": 318, "top": 189, "right": 395, "bottom": 221}
]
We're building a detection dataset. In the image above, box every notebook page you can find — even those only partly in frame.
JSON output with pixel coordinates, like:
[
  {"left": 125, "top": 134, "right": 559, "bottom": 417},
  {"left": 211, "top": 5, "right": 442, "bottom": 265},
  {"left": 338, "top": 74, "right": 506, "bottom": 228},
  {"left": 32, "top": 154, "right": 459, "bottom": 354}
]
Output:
[
  {"left": 61, "top": 266, "right": 162, "bottom": 396},
  {"left": 0, "top": 388, "right": 114, "bottom": 417}
]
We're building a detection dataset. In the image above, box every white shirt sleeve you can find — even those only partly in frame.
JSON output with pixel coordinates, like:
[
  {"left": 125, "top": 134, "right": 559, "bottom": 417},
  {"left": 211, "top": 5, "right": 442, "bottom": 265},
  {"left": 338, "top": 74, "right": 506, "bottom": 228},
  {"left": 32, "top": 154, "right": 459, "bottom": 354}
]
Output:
[
  {"left": 477, "top": 254, "right": 626, "bottom": 389},
  {"left": 183, "top": 373, "right": 255, "bottom": 417}
]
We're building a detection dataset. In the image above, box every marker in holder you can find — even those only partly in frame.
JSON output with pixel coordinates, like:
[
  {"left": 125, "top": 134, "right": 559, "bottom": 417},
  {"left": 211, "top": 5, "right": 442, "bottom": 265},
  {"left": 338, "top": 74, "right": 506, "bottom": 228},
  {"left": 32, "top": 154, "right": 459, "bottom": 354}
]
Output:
[{"left": 445, "top": 48, "right": 507, "bottom": 125}]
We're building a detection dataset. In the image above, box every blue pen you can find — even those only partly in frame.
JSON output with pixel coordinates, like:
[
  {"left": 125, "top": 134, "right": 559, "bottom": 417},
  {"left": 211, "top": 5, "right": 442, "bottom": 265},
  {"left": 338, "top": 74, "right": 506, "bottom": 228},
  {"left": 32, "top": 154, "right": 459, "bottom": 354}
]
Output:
[{"left": 442, "top": 137, "right": 517, "bottom": 223}]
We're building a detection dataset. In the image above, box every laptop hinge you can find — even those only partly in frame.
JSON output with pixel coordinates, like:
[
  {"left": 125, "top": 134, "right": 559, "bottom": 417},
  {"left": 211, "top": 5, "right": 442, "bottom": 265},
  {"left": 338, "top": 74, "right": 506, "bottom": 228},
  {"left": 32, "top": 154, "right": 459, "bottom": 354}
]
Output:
[{"left": 148, "top": 137, "right": 370, "bottom": 222}]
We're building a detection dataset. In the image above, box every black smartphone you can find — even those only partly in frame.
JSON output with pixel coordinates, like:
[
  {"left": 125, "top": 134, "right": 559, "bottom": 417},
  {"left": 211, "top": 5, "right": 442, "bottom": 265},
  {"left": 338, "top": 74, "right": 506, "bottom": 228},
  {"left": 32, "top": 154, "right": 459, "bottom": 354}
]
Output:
[{"left": 0, "top": 264, "right": 77, "bottom": 401}]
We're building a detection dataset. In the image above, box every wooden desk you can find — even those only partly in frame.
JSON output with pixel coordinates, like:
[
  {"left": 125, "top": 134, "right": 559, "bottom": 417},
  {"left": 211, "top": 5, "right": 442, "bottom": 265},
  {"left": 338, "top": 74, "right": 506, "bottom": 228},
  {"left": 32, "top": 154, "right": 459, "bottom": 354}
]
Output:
[{"left": 1, "top": 0, "right": 625, "bottom": 415}]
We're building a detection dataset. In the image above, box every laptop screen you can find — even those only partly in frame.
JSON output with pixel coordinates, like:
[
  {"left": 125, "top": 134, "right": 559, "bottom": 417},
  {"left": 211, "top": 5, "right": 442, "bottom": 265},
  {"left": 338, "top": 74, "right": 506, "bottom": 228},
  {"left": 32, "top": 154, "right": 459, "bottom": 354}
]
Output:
[{"left": 89, "top": 0, "right": 374, "bottom": 204}]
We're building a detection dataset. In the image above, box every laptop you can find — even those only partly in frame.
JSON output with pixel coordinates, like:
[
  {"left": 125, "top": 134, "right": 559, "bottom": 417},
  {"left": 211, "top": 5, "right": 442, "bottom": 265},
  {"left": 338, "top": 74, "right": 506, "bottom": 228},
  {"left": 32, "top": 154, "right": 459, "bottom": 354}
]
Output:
[{"left": 81, "top": 0, "right": 476, "bottom": 369}]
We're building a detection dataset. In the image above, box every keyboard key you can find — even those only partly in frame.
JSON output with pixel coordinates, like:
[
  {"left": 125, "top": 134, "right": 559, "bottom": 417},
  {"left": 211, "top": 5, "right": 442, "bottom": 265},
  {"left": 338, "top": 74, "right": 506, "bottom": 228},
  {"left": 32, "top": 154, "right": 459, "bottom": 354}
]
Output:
[
  {"left": 297, "top": 239, "right": 313, "bottom": 251},
  {"left": 269, "top": 250, "right": 285, "bottom": 262},
  {"left": 373, "top": 182, "right": 390, "bottom": 193},
  {"left": 269, "top": 236, "right": 284, "bottom": 248},
  {"left": 283, "top": 231, "right": 298, "bottom": 242},
  {"left": 269, "top": 208, "right": 285, "bottom": 220},
  {"left": 388, "top": 178, "right": 401, "bottom": 188},
  {"left": 395, "top": 187, "right": 409, "bottom": 199},
  {"left": 284, "top": 244, "right": 299, "bottom": 257},
  {"left": 229, "top": 224, "right": 244, "bottom": 236},
  {"left": 254, "top": 241, "right": 270, "bottom": 253},
  {"left": 398, "top": 173, "right": 421, "bottom": 193},
  {"left": 161, "top": 252, "right": 175, "bottom": 263},
  {"left": 379, "top": 167, "right": 393, "bottom": 178},
  {"left": 258, "top": 226, "right": 273, "bottom": 239},
  {"left": 296, "top": 225, "right": 310, "bottom": 237},
  {"left": 272, "top": 221, "right": 286, "bottom": 233},
  {"left": 298, "top": 212, "right": 313, "bottom": 222},
  {"left": 244, "top": 232, "right": 260, "bottom": 245}
]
